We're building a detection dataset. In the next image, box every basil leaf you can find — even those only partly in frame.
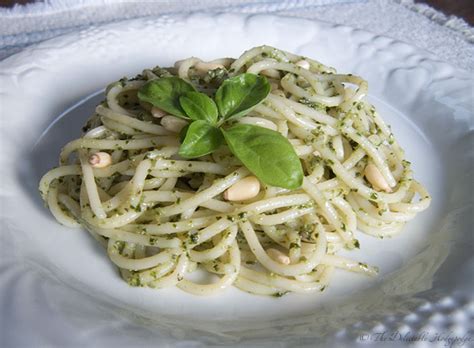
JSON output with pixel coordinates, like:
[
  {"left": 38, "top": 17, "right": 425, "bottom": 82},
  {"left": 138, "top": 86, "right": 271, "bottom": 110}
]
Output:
[
  {"left": 222, "top": 124, "right": 303, "bottom": 189},
  {"left": 179, "top": 120, "right": 224, "bottom": 158},
  {"left": 215, "top": 73, "right": 271, "bottom": 119},
  {"left": 179, "top": 91, "right": 218, "bottom": 124},
  {"left": 137, "top": 77, "right": 196, "bottom": 118}
]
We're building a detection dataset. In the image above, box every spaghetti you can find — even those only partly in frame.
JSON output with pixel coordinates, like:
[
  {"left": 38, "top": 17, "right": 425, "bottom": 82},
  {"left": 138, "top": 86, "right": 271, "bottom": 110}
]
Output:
[{"left": 39, "top": 46, "right": 431, "bottom": 296}]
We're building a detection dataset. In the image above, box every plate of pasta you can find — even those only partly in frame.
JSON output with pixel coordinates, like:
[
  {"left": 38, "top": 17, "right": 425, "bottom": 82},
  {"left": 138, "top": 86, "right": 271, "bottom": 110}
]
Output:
[{"left": 1, "top": 13, "right": 472, "bottom": 347}]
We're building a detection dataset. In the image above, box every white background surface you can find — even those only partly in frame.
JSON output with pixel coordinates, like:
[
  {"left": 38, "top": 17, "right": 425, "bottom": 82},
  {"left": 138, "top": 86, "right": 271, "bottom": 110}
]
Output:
[
  {"left": 0, "top": 13, "right": 473, "bottom": 347},
  {"left": 0, "top": 0, "right": 473, "bottom": 71}
]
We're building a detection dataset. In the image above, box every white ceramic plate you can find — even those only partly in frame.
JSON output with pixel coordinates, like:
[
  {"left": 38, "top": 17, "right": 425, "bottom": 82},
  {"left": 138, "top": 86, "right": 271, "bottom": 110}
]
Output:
[{"left": 1, "top": 13, "right": 473, "bottom": 347}]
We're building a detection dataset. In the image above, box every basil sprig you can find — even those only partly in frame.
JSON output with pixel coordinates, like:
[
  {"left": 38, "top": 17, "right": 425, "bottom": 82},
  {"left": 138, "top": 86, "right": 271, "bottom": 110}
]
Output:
[{"left": 138, "top": 73, "right": 303, "bottom": 189}]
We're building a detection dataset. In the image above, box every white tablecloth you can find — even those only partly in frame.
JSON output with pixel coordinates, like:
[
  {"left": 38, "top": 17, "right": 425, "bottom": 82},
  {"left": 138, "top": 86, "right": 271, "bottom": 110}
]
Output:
[{"left": 0, "top": 0, "right": 473, "bottom": 71}]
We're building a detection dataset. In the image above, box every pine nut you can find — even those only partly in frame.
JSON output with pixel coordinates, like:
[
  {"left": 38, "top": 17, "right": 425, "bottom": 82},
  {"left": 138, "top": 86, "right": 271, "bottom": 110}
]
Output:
[
  {"left": 151, "top": 107, "right": 167, "bottom": 118},
  {"left": 295, "top": 60, "right": 310, "bottom": 70},
  {"left": 364, "top": 163, "right": 392, "bottom": 192},
  {"left": 223, "top": 176, "right": 260, "bottom": 201},
  {"left": 267, "top": 248, "right": 290, "bottom": 265},
  {"left": 88, "top": 152, "right": 112, "bottom": 168},
  {"left": 161, "top": 116, "right": 188, "bottom": 133}
]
